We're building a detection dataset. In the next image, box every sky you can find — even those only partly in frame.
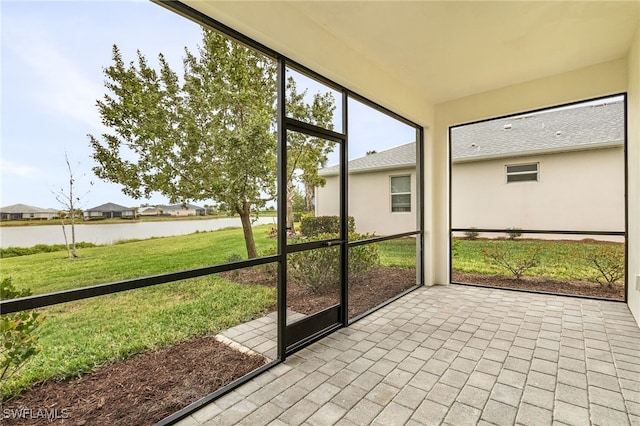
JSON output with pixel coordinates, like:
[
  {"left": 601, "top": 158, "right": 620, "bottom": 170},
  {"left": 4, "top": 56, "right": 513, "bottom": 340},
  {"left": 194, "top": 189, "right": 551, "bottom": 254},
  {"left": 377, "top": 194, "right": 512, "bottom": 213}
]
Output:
[{"left": 1, "top": 0, "right": 415, "bottom": 210}]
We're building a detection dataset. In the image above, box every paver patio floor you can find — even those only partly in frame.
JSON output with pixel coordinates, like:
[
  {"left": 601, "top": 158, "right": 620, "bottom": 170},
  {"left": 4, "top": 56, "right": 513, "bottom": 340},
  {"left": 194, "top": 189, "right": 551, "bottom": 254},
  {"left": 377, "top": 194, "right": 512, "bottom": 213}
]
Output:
[{"left": 176, "top": 284, "right": 640, "bottom": 426}]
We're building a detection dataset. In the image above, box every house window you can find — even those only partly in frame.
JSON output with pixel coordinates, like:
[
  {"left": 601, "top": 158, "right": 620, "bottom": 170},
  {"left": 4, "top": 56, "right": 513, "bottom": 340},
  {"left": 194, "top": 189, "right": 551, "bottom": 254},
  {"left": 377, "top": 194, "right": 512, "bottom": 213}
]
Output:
[
  {"left": 506, "top": 163, "right": 538, "bottom": 183},
  {"left": 391, "top": 175, "right": 411, "bottom": 212}
]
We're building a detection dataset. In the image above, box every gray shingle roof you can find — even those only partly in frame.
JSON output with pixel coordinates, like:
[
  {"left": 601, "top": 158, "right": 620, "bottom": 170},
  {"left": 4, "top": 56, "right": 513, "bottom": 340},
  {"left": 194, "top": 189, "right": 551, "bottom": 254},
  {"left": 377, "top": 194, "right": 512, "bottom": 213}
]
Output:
[
  {"left": 320, "top": 142, "right": 416, "bottom": 176},
  {"left": 0, "top": 204, "right": 56, "bottom": 213},
  {"left": 86, "top": 202, "right": 132, "bottom": 212},
  {"left": 451, "top": 100, "right": 624, "bottom": 162},
  {"left": 161, "top": 203, "right": 204, "bottom": 211},
  {"left": 318, "top": 100, "right": 623, "bottom": 175}
]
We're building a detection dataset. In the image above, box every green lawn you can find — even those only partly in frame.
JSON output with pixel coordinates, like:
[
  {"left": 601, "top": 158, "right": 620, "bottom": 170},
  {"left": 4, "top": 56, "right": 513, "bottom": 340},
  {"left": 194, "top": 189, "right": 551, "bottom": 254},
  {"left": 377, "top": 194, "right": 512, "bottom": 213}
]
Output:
[
  {"left": 0, "top": 225, "right": 279, "bottom": 398},
  {"left": 378, "top": 237, "right": 417, "bottom": 268},
  {"left": 0, "top": 226, "right": 417, "bottom": 398},
  {"left": 2, "top": 225, "right": 278, "bottom": 294},
  {"left": 452, "top": 238, "right": 625, "bottom": 283}
]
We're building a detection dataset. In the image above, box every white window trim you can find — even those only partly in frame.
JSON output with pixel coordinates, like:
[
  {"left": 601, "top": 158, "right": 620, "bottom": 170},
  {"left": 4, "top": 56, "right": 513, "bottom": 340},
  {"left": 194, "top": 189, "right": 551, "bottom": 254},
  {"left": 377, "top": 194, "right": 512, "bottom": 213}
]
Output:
[
  {"left": 390, "top": 175, "right": 412, "bottom": 213},
  {"left": 505, "top": 162, "right": 539, "bottom": 183}
]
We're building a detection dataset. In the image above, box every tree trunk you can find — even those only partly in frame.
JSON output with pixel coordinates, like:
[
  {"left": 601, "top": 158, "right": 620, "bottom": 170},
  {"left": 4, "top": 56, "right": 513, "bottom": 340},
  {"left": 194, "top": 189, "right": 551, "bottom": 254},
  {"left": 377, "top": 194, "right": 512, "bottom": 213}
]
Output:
[
  {"left": 61, "top": 219, "right": 71, "bottom": 258},
  {"left": 70, "top": 210, "right": 77, "bottom": 258},
  {"left": 305, "top": 183, "right": 315, "bottom": 213},
  {"left": 237, "top": 203, "right": 258, "bottom": 259},
  {"left": 286, "top": 181, "right": 295, "bottom": 233}
]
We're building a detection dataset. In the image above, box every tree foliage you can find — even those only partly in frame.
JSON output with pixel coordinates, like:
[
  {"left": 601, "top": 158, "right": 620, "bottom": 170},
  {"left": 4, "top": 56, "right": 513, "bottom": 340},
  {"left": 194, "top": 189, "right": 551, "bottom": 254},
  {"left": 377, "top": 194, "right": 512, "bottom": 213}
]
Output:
[
  {"left": 1, "top": 278, "right": 44, "bottom": 394},
  {"left": 285, "top": 78, "right": 336, "bottom": 227},
  {"left": 89, "top": 29, "right": 335, "bottom": 257}
]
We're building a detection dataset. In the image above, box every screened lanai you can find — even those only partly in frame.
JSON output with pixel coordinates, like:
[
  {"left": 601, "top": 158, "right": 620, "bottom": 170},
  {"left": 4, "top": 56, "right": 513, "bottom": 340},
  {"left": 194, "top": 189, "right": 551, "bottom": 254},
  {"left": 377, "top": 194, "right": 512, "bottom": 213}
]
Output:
[{"left": 2, "top": 1, "right": 639, "bottom": 424}]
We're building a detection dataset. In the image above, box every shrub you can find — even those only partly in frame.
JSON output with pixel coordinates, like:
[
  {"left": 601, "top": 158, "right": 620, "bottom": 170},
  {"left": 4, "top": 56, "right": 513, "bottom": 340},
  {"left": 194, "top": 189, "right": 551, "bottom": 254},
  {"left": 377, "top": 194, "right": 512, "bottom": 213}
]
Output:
[
  {"left": 287, "top": 233, "right": 379, "bottom": 294},
  {"left": 300, "top": 215, "right": 355, "bottom": 237},
  {"left": 288, "top": 242, "right": 340, "bottom": 294},
  {"left": 0, "top": 242, "right": 96, "bottom": 258},
  {"left": 482, "top": 242, "right": 541, "bottom": 280},
  {"left": 582, "top": 244, "right": 625, "bottom": 287},
  {"left": 1, "top": 278, "right": 44, "bottom": 394},
  {"left": 506, "top": 228, "right": 522, "bottom": 240},
  {"left": 464, "top": 228, "right": 479, "bottom": 240},
  {"left": 347, "top": 235, "right": 380, "bottom": 278}
]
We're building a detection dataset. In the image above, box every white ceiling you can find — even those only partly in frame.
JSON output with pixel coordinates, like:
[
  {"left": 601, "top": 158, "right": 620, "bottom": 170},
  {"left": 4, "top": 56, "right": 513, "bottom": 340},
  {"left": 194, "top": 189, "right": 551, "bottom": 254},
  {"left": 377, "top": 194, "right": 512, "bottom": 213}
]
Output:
[{"left": 181, "top": 1, "right": 639, "bottom": 106}]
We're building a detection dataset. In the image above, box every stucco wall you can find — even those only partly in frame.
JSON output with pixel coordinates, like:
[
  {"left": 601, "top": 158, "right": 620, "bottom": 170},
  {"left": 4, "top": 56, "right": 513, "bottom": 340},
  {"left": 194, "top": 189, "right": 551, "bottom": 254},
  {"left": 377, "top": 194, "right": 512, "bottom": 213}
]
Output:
[
  {"left": 432, "top": 58, "right": 629, "bottom": 288},
  {"left": 626, "top": 25, "right": 640, "bottom": 326},
  {"left": 316, "top": 168, "right": 418, "bottom": 236},
  {"left": 451, "top": 147, "right": 625, "bottom": 232}
]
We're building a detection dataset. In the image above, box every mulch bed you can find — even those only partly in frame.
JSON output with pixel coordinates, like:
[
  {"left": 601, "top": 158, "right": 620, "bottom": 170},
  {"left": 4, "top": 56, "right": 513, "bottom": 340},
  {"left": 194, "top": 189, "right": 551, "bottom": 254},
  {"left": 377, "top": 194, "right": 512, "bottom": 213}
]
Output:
[
  {"left": 2, "top": 336, "right": 266, "bottom": 426},
  {"left": 3, "top": 266, "right": 415, "bottom": 425},
  {"left": 225, "top": 265, "right": 417, "bottom": 318},
  {"left": 452, "top": 271, "right": 625, "bottom": 300}
]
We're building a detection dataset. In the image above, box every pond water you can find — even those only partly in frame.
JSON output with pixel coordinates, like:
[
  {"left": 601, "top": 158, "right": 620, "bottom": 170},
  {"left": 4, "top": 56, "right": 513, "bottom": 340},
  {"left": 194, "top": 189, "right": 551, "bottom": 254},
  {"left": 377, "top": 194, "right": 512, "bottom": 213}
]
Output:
[{"left": 0, "top": 217, "right": 277, "bottom": 248}]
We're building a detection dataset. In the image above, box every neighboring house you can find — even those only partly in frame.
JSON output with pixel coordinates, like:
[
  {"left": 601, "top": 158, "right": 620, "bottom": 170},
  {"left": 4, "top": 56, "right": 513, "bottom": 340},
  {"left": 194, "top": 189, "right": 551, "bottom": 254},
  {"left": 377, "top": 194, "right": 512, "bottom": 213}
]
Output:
[
  {"left": 84, "top": 202, "right": 136, "bottom": 220},
  {"left": 138, "top": 206, "right": 162, "bottom": 216},
  {"left": 451, "top": 99, "right": 625, "bottom": 233},
  {"left": 317, "top": 99, "right": 624, "bottom": 236},
  {"left": 160, "top": 204, "right": 206, "bottom": 217},
  {"left": 316, "top": 142, "right": 418, "bottom": 236},
  {"left": 0, "top": 204, "right": 58, "bottom": 221}
]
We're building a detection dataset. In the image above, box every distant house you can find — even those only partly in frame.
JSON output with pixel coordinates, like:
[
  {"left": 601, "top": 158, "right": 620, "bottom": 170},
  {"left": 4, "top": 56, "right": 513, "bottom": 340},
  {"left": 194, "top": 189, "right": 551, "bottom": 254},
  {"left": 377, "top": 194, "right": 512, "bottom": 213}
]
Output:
[
  {"left": 316, "top": 142, "right": 418, "bottom": 236},
  {"left": 0, "top": 204, "right": 58, "bottom": 221},
  {"left": 450, "top": 100, "right": 625, "bottom": 233},
  {"left": 161, "top": 204, "right": 206, "bottom": 217},
  {"left": 138, "top": 206, "right": 161, "bottom": 216},
  {"left": 84, "top": 203, "right": 136, "bottom": 220},
  {"left": 316, "top": 100, "right": 625, "bottom": 236}
]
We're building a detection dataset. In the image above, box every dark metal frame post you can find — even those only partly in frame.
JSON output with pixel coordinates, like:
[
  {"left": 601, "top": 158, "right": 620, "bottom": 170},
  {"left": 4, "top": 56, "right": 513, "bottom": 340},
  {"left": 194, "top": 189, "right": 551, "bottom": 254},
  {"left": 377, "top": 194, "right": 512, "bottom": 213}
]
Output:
[
  {"left": 276, "top": 58, "right": 287, "bottom": 360},
  {"left": 340, "top": 89, "right": 349, "bottom": 326},
  {"left": 417, "top": 126, "right": 425, "bottom": 286}
]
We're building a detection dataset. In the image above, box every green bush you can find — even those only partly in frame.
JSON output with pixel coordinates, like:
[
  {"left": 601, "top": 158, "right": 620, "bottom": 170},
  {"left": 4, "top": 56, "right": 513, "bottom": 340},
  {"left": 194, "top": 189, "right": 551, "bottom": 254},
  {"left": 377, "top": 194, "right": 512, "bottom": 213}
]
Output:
[
  {"left": 287, "top": 233, "right": 379, "bottom": 294},
  {"left": 348, "top": 236, "right": 380, "bottom": 277},
  {"left": 582, "top": 244, "right": 625, "bottom": 287},
  {"left": 1, "top": 242, "right": 96, "bottom": 258},
  {"left": 481, "top": 241, "right": 541, "bottom": 280},
  {"left": 506, "top": 228, "right": 522, "bottom": 240},
  {"left": 1, "top": 278, "right": 44, "bottom": 397},
  {"left": 300, "top": 215, "right": 355, "bottom": 237},
  {"left": 464, "top": 228, "right": 479, "bottom": 240}
]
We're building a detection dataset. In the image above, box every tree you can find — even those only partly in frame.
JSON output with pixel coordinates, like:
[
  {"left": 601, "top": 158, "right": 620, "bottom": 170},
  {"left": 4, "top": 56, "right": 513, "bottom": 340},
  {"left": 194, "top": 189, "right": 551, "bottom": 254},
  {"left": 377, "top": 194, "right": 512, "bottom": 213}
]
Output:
[
  {"left": 53, "top": 153, "right": 91, "bottom": 259},
  {"left": 89, "top": 30, "right": 335, "bottom": 258},
  {"left": 285, "top": 78, "right": 336, "bottom": 229},
  {"left": 90, "top": 31, "right": 276, "bottom": 258}
]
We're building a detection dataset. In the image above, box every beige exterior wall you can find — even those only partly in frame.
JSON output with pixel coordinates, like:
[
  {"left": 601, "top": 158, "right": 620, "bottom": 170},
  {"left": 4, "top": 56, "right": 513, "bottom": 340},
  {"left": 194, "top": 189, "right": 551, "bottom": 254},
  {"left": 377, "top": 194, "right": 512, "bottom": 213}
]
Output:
[
  {"left": 166, "top": 208, "right": 198, "bottom": 216},
  {"left": 30, "top": 212, "right": 56, "bottom": 220},
  {"left": 626, "top": 25, "right": 640, "bottom": 326},
  {"left": 433, "top": 57, "right": 640, "bottom": 326},
  {"left": 452, "top": 147, "right": 625, "bottom": 232},
  {"left": 316, "top": 168, "right": 418, "bottom": 236}
]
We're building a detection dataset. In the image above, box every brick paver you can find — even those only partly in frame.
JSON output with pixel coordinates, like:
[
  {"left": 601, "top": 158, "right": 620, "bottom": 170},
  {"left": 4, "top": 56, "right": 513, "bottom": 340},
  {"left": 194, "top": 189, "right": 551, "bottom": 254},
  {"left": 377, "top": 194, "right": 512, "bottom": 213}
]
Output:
[{"left": 176, "top": 285, "right": 640, "bottom": 425}]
